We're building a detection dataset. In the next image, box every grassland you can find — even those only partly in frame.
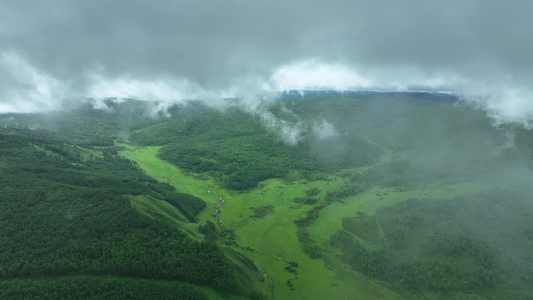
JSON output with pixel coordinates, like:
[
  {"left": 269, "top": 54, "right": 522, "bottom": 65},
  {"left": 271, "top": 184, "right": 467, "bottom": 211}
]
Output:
[
  {"left": 119, "top": 143, "right": 491, "bottom": 299},
  {"left": 119, "top": 144, "right": 412, "bottom": 299},
  {"left": 119, "top": 142, "right": 509, "bottom": 300}
]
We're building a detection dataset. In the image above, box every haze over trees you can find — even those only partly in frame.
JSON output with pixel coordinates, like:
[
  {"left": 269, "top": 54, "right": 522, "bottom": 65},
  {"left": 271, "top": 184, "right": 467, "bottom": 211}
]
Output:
[{"left": 1, "top": 93, "right": 533, "bottom": 299}]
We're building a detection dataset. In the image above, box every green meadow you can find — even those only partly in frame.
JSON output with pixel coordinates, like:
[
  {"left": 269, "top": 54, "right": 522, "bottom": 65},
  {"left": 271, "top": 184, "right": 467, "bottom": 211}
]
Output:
[
  {"left": 119, "top": 142, "right": 494, "bottom": 299},
  {"left": 116, "top": 94, "right": 533, "bottom": 299},
  {"left": 119, "top": 144, "right": 409, "bottom": 299}
]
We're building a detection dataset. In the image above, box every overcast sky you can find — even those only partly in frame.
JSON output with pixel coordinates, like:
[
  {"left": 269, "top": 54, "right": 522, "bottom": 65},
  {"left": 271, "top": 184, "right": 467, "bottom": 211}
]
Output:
[{"left": 1, "top": 0, "right": 532, "bottom": 124}]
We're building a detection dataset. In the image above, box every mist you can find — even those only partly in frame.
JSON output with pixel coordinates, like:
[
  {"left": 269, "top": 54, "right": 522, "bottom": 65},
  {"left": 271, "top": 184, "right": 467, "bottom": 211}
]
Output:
[{"left": 1, "top": 0, "right": 532, "bottom": 130}]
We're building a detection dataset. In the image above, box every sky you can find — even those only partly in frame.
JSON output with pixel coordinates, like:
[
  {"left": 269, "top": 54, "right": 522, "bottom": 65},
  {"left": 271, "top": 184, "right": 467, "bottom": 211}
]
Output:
[{"left": 1, "top": 0, "right": 532, "bottom": 125}]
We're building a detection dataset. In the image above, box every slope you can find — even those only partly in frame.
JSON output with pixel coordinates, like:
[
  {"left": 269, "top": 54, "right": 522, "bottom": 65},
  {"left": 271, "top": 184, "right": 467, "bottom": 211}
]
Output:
[{"left": 0, "top": 133, "right": 260, "bottom": 299}]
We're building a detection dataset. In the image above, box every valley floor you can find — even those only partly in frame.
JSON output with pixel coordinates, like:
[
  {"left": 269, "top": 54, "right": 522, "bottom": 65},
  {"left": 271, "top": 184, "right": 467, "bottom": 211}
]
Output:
[{"left": 119, "top": 145, "right": 491, "bottom": 300}]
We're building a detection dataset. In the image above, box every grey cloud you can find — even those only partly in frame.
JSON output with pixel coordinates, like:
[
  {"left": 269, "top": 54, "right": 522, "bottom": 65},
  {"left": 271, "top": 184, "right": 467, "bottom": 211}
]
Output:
[{"left": 1, "top": 0, "right": 532, "bottom": 122}]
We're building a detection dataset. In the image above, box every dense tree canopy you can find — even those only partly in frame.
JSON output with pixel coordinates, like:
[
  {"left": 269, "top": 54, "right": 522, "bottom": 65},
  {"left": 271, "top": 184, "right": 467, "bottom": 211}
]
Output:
[{"left": 0, "top": 133, "right": 246, "bottom": 298}]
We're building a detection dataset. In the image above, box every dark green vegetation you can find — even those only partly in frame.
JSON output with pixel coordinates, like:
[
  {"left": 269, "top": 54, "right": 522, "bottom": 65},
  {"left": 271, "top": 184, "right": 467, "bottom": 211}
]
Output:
[
  {"left": 332, "top": 192, "right": 533, "bottom": 298},
  {"left": 131, "top": 107, "right": 381, "bottom": 190},
  {"left": 0, "top": 130, "right": 258, "bottom": 298},
  {"left": 2, "top": 93, "right": 533, "bottom": 299},
  {"left": 133, "top": 109, "right": 313, "bottom": 190},
  {"left": 0, "top": 277, "right": 208, "bottom": 300}
]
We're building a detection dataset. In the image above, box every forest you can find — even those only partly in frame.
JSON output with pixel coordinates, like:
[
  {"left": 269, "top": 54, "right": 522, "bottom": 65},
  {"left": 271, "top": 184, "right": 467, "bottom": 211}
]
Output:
[
  {"left": 0, "top": 131, "right": 260, "bottom": 299},
  {"left": 2, "top": 93, "right": 533, "bottom": 299}
]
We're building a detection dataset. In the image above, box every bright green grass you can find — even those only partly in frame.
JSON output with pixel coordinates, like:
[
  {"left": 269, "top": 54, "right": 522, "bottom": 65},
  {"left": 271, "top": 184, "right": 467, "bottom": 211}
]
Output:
[
  {"left": 118, "top": 144, "right": 218, "bottom": 200},
  {"left": 202, "top": 175, "right": 402, "bottom": 299},
  {"left": 118, "top": 144, "right": 406, "bottom": 299}
]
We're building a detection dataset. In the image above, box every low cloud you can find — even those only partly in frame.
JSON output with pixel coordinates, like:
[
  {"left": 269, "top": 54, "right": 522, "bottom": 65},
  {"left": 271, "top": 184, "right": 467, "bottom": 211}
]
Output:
[
  {"left": 231, "top": 95, "right": 304, "bottom": 145},
  {"left": 268, "top": 60, "right": 372, "bottom": 91},
  {"left": 313, "top": 119, "right": 339, "bottom": 140},
  {"left": 2, "top": 50, "right": 532, "bottom": 134},
  {"left": 1, "top": 1, "right": 532, "bottom": 128},
  {"left": 0, "top": 51, "right": 67, "bottom": 113},
  {"left": 459, "top": 85, "right": 533, "bottom": 128}
]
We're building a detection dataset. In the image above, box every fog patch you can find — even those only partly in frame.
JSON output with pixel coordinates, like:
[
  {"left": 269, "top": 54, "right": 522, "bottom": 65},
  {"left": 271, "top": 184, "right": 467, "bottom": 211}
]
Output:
[
  {"left": 459, "top": 84, "right": 533, "bottom": 129},
  {"left": 86, "top": 76, "right": 203, "bottom": 103},
  {"left": 89, "top": 98, "right": 117, "bottom": 111},
  {"left": 313, "top": 119, "right": 338, "bottom": 140},
  {"left": 3, "top": 50, "right": 533, "bottom": 137},
  {"left": 243, "top": 104, "right": 305, "bottom": 146},
  {"left": 490, "top": 131, "right": 516, "bottom": 156},
  {"left": 231, "top": 95, "right": 304, "bottom": 145},
  {"left": 0, "top": 51, "right": 66, "bottom": 113},
  {"left": 269, "top": 59, "right": 372, "bottom": 91}
]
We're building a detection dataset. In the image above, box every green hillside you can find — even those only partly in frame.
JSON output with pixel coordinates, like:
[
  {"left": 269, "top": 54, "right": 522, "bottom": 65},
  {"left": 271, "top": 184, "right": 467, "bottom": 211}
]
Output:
[
  {"left": 0, "top": 133, "right": 261, "bottom": 299},
  {"left": 2, "top": 94, "right": 533, "bottom": 299}
]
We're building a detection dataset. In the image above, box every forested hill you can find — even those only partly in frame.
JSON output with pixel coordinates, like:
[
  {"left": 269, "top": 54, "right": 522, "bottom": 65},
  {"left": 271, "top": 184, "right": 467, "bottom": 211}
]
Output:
[
  {"left": 0, "top": 132, "right": 259, "bottom": 299},
  {"left": 131, "top": 106, "right": 384, "bottom": 190},
  {"left": 3, "top": 94, "right": 533, "bottom": 299},
  {"left": 0, "top": 98, "right": 211, "bottom": 146}
]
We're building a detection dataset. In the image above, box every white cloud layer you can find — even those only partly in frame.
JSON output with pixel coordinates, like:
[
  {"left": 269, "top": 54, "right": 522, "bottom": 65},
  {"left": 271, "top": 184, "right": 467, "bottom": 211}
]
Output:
[
  {"left": 0, "top": 51, "right": 67, "bottom": 112},
  {"left": 268, "top": 60, "right": 372, "bottom": 91},
  {"left": 0, "top": 1, "right": 532, "bottom": 128},
  {"left": 459, "top": 85, "right": 533, "bottom": 128},
  {"left": 313, "top": 120, "right": 339, "bottom": 140}
]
